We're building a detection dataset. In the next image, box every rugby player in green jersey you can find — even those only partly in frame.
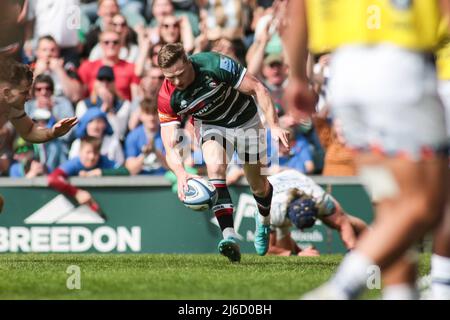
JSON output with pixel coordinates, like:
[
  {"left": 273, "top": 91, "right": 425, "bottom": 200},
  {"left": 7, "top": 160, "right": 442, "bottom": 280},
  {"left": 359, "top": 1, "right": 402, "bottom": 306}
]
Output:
[{"left": 157, "top": 43, "right": 289, "bottom": 263}]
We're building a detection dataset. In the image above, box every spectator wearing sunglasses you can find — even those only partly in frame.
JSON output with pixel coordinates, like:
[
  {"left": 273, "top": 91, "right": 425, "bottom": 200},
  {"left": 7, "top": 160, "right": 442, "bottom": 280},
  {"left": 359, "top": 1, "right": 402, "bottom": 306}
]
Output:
[
  {"left": 78, "top": 30, "right": 140, "bottom": 101},
  {"left": 89, "top": 14, "right": 139, "bottom": 63},
  {"left": 82, "top": 0, "right": 120, "bottom": 59},
  {"left": 147, "top": 0, "right": 199, "bottom": 40},
  {"left": 76, "top": 66, "right": 132, "bottom": 141},
  {"left": 159, "top": 15, "right": 194, "bottom": 53}
]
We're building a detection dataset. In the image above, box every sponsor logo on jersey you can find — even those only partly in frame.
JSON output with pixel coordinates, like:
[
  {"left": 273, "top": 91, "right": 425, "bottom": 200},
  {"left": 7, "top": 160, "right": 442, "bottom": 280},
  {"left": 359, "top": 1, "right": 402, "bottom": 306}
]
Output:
[
  {"left": 195, "top": 105, "right": 213, "bottom": 116},
  {"left": 191, "top": 101, "right": 207, "bottom": 114}
]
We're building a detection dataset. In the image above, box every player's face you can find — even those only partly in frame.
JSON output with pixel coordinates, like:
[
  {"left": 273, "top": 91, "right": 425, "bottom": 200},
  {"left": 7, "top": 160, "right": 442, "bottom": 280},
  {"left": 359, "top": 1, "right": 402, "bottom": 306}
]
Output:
[
  {"left": 79, "top": 144, "right": 100, "bottom": 169},
  {"left": 3, "top": 80, "right": 32, "bottom": 110},
  {"left": 161, "top": 58, "right": 195, "bottom": 90}
]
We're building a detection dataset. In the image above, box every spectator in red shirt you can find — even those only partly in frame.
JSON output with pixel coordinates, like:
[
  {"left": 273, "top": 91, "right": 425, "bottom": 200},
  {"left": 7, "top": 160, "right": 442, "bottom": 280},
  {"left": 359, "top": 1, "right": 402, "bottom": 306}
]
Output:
[{"left": 78, "top": 30, "right": 140, "bottom": 101}]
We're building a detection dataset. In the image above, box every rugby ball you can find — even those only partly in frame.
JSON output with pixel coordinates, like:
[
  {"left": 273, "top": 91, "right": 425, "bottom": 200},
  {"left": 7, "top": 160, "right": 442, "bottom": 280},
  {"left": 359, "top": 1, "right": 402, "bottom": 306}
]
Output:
[{"left": 183, "top": 178, "right": 218, "bottom": 211}]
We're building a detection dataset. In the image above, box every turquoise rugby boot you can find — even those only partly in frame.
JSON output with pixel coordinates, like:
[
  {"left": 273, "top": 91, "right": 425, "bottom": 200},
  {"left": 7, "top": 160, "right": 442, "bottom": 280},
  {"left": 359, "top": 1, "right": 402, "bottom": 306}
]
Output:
[
  {"left": 254, "top": 211, "right": 270, "bottom": 256},
  {"left": 218, "top": 237, "right": 241, "bottom": 263}
]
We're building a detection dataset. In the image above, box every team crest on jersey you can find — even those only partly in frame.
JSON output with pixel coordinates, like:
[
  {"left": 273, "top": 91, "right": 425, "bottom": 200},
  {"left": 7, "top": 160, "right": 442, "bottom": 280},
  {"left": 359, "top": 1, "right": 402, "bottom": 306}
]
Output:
[
  {"left": 390, "top": 0, "right": 412, "bottom": 10},
  {"left": 208, "top": 81, "right": 217, "bottom": 88},
  {"left": 180, "top": 100, "right": 188, "bottom": 109}
]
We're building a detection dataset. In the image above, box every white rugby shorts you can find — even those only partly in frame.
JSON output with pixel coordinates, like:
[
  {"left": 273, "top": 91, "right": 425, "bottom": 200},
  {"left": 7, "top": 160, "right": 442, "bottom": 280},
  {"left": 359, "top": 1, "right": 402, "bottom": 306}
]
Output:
[{"left": 329, "top": 44, "right": 448, "bottom": 160}]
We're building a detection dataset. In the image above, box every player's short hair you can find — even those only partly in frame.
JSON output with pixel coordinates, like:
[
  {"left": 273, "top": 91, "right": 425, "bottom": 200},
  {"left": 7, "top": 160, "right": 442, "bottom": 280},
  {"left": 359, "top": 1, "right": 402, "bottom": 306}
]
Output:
[
  {"left": 140, "top": 97, "right": 158, "bottom": 115},
  {"left": 158, "top": 43, "right": 188, "bottom": 69},
  {"left": 0, "top": 58, "right": 33, "bottom": 86},
  {"left": 80, "top": 136, "right": 102, "bottom": 153}
]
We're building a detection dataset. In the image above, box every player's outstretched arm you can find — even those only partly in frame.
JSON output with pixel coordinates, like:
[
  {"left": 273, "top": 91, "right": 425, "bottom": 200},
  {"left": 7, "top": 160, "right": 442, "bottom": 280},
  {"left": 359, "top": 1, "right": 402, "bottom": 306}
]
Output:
[
  {"left": 236, "top": 73, "right": 290, "bottom": 148},
  {"left": 346, "top": 214, "right": 369, "bottom": 237},
  {"left": 161, "top": 124, "right": 199, "bottom": 200},
  {"left": 320, "top": 203, "right": 364, "bottom": 250},
  {"left": 11, "top": 114, "right": 78, "bottom": 143}
]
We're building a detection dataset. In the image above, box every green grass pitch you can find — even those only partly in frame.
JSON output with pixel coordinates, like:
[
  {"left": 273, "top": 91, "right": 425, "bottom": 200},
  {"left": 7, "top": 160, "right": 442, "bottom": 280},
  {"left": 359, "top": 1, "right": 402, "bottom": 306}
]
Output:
[{"left": 0, "top": 253, "right": 431, "bottom": 299}]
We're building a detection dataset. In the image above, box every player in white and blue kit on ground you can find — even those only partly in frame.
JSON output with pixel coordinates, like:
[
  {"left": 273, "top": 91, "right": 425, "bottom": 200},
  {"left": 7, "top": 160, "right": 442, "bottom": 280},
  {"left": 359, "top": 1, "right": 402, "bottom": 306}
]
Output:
[{"left": 254, "top": 169, "right": 368, "bottom": 255}]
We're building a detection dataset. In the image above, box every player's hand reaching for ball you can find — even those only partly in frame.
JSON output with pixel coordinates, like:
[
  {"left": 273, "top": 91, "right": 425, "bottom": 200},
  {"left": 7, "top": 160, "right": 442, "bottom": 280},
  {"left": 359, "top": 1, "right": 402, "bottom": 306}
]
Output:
[{"left": 177, "top": 171, "right": 201, "bottom": 201}]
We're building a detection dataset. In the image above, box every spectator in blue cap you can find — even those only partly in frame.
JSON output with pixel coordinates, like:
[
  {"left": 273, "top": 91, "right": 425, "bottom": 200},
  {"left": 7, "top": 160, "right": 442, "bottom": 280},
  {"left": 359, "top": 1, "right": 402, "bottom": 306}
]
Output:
[{"left": 68, "top": 107, "right": 124, "bottom": 165}]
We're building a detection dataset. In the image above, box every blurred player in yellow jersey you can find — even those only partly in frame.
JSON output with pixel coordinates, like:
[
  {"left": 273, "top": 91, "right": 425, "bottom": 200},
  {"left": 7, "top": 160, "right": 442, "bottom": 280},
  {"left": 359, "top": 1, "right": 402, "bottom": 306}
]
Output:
[
  {"left": 431, "top": 20, "right": 450, "bottom": 300},
  {"left": 282, "top": 0, "right": 450, "bottom": 299}
]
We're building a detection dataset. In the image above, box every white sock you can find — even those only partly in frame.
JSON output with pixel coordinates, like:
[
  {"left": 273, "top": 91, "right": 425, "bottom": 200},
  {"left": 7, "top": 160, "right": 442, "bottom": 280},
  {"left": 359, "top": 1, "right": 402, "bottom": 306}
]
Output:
[
  {"left": 259, "top": 214, "right": 270, "bottom": 226},
  {"left": 431, "top": 254, "right": 450, "bottom": 299},
  {"left": 383, "top": 284, "right": 419, "bottom": 300},
  {"left": 329, "top": 251, "right": 375, "bottom": 299},
  {"left": 222, "top": 227, "right": 237, "bottom": 239}
]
